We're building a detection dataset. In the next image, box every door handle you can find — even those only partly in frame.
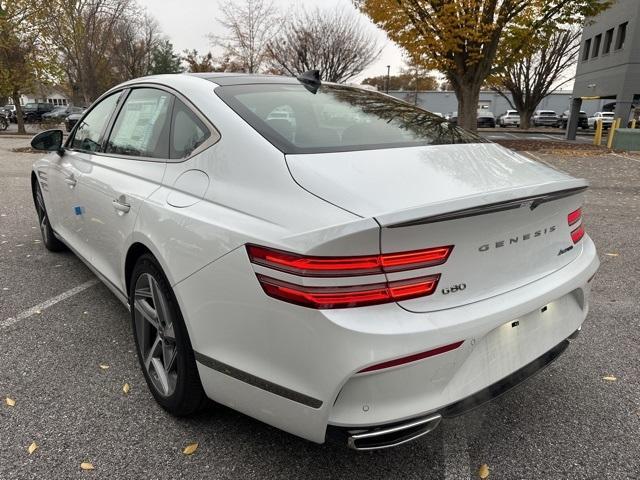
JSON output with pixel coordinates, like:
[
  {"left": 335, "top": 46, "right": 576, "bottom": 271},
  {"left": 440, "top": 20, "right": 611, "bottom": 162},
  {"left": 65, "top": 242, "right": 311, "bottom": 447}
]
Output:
[
  {"left": 112, "top": 199, "right": 131, "bottom": 214},
  {"left": 64, "top": 175, "right": 77, "bottom": 187}
]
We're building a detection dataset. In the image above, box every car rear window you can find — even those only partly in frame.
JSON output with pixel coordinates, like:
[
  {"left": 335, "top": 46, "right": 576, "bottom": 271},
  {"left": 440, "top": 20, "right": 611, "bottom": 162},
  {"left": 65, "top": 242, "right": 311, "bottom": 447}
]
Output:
[{"left": 216, "top": 83, "right": 485, "bottom": 154}]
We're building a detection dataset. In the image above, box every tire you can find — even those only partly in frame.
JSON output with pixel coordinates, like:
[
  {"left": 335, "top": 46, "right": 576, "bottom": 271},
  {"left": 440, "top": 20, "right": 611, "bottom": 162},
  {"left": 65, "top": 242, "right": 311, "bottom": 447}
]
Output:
[
  {"left": 129, "top": 254, "right": 207, "bottom": 416},
  {"left": 33, "top": 181, "right": 66, "bottom": 252}
]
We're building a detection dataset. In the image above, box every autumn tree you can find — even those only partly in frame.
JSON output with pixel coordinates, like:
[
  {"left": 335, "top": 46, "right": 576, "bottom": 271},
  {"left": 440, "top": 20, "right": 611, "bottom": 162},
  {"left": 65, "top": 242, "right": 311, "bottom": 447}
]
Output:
[
  {"left": 490, "top": 28, "right": 581, "bottom": 129},
  {"left": 266, "top": 7, "right": 381, "bottom": 83},
  {"left": 212, "top": 0, "right": 280, "bottom": 73},
  {"left": 362, "top": 70, "right": 438, "bottom": 91},
  {"left": 0, "top": 1, "right": 62, "bottom": 133},
  {"left": 356, "top": 0, "right": 611, "bottom": 131},
  {"left": 182, "top": 50, "right": 216, "bottom": 73}
]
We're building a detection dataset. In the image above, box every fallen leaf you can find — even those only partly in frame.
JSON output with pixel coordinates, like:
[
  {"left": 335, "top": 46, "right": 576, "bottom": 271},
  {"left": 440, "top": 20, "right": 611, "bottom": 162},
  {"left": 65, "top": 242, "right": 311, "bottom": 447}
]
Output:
[
  {"left": 603, "top": 375, "right": 617, "bottom": 381},
  {"left": 35, "top": 310, "right": 41, "bottom": 314},
  {"left": 183, "top": 443, "right": 199, "bottom": 455},
  {"left": 80, "top": 462, "right": 94, "bottom": 470},
  {"left": 478, "top": 464, "right": 490, "bottom": 479},
  {"left": 27, "top": 442, "right": 38, "bottom": 455},
  {"left": 122, "top": 383, "right": 130, "bottom": 394},
  {"left": 99, "top": 364, "right": 109, "bottom": 370},
  {"left": 5, "top": 397, "right": 15, "bottom": 407},
  {"left": 605, "top": 253, "right": 619, "bottom": 257}
]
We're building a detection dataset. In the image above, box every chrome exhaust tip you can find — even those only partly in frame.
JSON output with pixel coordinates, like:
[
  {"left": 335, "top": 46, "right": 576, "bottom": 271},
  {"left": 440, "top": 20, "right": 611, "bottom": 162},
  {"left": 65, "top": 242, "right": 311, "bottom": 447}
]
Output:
[{"left": 345, "top": 413, "right": 442, "bottom": 451}]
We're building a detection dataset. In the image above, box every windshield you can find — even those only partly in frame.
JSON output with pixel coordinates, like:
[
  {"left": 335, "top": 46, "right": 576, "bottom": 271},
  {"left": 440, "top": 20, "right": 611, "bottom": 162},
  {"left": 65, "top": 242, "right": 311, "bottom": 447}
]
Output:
[{"left": 216, "top": 83, "right": 485, "bottom": 154}]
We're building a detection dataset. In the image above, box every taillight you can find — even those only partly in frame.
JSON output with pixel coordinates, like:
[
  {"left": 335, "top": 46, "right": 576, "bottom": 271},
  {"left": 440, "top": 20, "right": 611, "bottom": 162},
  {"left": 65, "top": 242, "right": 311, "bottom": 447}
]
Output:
[
  {"left": 567, "top": 208, "right": 585, "bottom": 243},
  {"left": 571, "top": 224, "right": 585, "bottom": 243},
  {"left": 256, "top": 274, "right": 440, "bottom": 309},
  {"left": 567, "top": 208, "right": 582, "bottom": 226},
  {"left": 246, "top": 244, "right": 453, "bottom": 277},
  {"left": 247, "top": 244, "right": 452, "bottom": 308}
]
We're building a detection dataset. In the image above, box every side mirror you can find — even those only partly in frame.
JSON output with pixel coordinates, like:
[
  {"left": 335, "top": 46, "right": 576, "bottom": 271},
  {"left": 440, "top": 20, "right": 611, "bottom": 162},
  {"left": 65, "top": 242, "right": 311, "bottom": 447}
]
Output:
[{"left": 31, "top": 129, "right": 64, "bottom": 155}]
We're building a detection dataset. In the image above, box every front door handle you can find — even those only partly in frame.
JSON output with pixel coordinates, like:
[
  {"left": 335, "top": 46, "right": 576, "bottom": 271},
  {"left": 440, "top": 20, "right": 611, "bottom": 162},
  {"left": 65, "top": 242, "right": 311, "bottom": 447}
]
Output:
[
  {"left": 112, "top": 198, "right": 131, "bottom": 214},
  {"left": 64, "top": 174, "right": 77, "bottom": 188}
]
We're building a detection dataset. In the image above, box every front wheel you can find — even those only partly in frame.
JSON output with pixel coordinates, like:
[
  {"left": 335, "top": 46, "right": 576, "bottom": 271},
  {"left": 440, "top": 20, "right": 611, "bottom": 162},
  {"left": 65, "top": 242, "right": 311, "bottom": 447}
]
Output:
[
  {"left": 0, "top": 117, "right": 7, "bottom": 130},
  {"left": 130, "top": 255, "right": 207, "bottom": 416},
  {"left": 33, "top": 181, "right": 66, "bottom": 252}
]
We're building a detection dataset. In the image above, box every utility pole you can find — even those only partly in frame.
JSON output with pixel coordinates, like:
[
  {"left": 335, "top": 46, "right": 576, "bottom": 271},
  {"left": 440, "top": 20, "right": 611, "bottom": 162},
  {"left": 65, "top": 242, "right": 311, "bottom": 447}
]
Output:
[{"left": 386, "top": 65, "right": 390, "bottom": 94}]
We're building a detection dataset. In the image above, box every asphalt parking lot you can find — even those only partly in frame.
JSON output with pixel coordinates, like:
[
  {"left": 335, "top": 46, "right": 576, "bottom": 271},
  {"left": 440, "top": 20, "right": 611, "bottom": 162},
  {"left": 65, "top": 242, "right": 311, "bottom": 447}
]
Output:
[{"left": 1, "top": 136, "right": 639, "bottom": 479}]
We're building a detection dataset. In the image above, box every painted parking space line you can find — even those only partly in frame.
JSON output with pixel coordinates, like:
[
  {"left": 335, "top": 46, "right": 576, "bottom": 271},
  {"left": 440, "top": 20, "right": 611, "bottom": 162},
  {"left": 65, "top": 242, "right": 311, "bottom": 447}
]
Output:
[
  {"left": 443, "top": 417, "right": 471, "bottom": 480},
  {"left": 1, "top": 279, "right": 99, "bottom": 329}
]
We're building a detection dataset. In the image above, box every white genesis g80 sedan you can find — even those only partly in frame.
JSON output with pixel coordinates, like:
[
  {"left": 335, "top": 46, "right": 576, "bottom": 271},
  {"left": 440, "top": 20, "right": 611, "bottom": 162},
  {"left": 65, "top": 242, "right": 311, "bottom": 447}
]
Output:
[{"left": 30, "top": 72, "right": 599, "bottom": 450}]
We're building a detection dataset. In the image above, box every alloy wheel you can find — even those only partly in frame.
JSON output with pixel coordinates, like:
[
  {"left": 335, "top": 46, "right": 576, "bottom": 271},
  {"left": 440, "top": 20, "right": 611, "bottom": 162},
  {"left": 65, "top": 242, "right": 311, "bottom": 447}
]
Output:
[
  {"left": 35, "top": 186, "right": 50, "bottom": 245},
  {"left": 133, "top": 273, "right": 178, "bottom": 397}
]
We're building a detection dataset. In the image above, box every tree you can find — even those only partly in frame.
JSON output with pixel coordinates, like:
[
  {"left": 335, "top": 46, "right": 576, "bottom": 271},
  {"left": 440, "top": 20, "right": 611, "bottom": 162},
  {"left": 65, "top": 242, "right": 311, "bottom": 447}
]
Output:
[
  {"left": 0, "top": 1, "right": 62, "bottom": 133},
  {"left": 212, "top": 0, "right": 279, "bottom": 73},
  {"left": 150, "top": 40, "right": 183, "bottom": 75},
  {"left": 182, "top": 50, "right": 216, "bottom": 73},
  {"left": 362, "top": 70, "right": 438, "bottom": 91},
  {"left": 356, "top": 0, "right": 611, "bottom": 131},
  {"left": 490, "top": 28, "right": 581, "bottom": 129},
  {"left": 266, "top": 7, "right": 381, "bottom": 83},
  {"left": 109, "top": 11, "right": 161, "bottom": 82}
]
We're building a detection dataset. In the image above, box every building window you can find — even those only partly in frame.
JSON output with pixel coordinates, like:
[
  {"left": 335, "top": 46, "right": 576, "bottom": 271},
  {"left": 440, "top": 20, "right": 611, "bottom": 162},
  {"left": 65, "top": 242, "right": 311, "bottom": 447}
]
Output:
[
  {"left": 603, "top": 28, "right": 614, "bottom": 54},
  {"left": 616, "top": 22, "right": 628, "bottom": 50},
  {"left": 592, "top": 34, "right": 602, "bottom": 58},
  {"left": 582, "top": 38, "right": 591, "bottom": 61}
]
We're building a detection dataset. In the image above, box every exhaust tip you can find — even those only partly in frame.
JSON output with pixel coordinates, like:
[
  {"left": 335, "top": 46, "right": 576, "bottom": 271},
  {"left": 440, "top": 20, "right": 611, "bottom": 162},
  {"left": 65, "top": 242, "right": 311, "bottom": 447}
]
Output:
[{"left": 346, "top": 414, "right": 442, "bottom": 451}]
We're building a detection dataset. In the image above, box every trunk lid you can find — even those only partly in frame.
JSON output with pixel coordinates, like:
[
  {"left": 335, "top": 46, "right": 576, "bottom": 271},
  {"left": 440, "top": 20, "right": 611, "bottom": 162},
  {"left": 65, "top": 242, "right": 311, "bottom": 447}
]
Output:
[{"left": 286, "top": 143, "right": 588, "bottom": 312}]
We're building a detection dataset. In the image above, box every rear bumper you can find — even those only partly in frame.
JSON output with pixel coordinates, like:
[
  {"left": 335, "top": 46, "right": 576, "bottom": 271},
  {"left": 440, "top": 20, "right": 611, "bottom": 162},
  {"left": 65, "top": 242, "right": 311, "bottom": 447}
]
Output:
[
  {"left": 175, "top": 236, "right": 599, "bottom": 445},
  {"left": 328, "top": 331, "right": 575, "bottom": 449}
]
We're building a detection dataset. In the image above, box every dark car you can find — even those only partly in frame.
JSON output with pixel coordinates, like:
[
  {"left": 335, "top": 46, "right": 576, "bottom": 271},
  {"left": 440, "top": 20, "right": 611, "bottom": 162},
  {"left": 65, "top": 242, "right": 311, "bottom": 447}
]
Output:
[
  {"left": 42, "top": 106, "right": 84, "bottom": 123},
  {"left": 2, "top": 104, "right": 17, "bottom": 123},
  {"left": 446, "top": 111, "right": 496, "bottom": 128},
  {"left": 558, "top": 110, "right": 589, "bottom": 129},
  {"left": 64, "top": 110, "right": 86, "bottom": 132},
  {"left": 22, "top": 102, "right": 55, "bottom": 122}
]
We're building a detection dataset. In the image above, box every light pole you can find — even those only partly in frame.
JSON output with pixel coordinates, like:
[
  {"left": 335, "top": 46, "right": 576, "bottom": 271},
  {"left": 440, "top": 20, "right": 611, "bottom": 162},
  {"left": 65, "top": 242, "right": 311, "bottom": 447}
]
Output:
[{"left": 386, "top": 65, "right": 390, "bottom": 93}]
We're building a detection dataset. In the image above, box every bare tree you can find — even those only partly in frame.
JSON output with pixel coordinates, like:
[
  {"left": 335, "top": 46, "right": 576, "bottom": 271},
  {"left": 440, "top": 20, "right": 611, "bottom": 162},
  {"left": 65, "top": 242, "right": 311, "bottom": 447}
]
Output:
[
  {"left": 110, "top": 11, "right": 161, "bottom": 82},
  {"left": 212, "top": 0, "right": 279, "bottom": 73},
  {"left": 266, "top": 7, "right": 381, "bottom": 83},
  {"left": 491, "top": 28, "right": 581, "bottom": 129},
  {"left": 182, "top": 50, "right": 216, "bottom": 73}
]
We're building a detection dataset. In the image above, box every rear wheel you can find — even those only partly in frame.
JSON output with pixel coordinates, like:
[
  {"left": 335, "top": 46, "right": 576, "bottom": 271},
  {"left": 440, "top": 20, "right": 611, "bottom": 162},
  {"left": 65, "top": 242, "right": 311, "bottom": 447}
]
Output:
[
  {"left": 33, "top": 181, "right": 66, "bottom": 252},
  {"left": 130, "top": 255, "right": 206, "bottom": 416}
]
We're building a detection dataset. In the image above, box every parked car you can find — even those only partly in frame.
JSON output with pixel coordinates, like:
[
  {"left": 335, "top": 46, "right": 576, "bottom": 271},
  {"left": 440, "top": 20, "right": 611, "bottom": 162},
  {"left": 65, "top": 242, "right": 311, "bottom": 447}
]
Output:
[
  {"left": 445, "top": 111, "right": 496, "bottom": 128},
  {"left": 30, "top": 72, "right": 599, "bottom": 450},
  {"left": 532, "top": 110, "right": 559, "bottom": 127},
  {"left": 498, "top": 110, "right": 520, "bottom": 128},
  {"left": 0, "top": 112, "right": 8, "bottom": 131},
  {"left": 64, "top": 110, "right": 86, "bottom": 132},
  {"left": 2, "top": 104, "right": 17, "bottom": 123},
  {"left": 42, "top": 106, "right": 84, "bottom": 123},
  {"left": 588, "top": 112, "right": 615, "bottom": 130},
  {"left": 477, "top": 110, "right": 496, "bottom": 128},
  {"left": 22, "top": 102, "right": 54, "bottom": 122},
  {"left": 558, "top": 110, "right": 589, "bottom": 130}
]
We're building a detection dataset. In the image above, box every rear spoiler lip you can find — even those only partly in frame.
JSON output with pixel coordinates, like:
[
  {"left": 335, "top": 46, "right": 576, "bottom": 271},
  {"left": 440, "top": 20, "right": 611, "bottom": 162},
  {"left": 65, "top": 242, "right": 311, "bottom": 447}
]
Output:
[{"left": 383, "top": 184, "right": 588, "bottom": 229}]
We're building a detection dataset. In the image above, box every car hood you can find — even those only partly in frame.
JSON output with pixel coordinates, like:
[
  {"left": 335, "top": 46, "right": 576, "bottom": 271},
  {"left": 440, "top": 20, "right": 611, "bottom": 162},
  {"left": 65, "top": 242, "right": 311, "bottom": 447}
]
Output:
[{"left": 285, "top": 143, "right": 582, "bottom": 220}]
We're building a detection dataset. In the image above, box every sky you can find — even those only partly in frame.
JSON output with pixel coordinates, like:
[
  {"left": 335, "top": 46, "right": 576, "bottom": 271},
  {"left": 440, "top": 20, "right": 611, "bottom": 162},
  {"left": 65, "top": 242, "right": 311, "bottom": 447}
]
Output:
[{"left": 136, "top": 0, "right": 408, "bottom": 82}]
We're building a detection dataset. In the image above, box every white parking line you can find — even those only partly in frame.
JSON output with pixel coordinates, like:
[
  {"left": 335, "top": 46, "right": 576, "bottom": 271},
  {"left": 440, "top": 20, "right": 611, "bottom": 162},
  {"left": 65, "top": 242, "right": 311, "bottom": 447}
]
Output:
[
  {"left": 610, "top": 152, "right": 640, "bottom": 164},
  {"left": 443, "top": 417, "right": 471, "bottom": 479},
  {"left": 1, "top": 279, "right": 99, "bottom": 329}
]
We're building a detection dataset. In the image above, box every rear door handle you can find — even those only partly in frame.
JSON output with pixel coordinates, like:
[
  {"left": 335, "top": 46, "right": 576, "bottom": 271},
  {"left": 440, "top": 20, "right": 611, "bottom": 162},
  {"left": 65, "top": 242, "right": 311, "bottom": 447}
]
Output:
[
  {"left": 64, "top": 174, "right": 77, "bottom": 187},
  {"left": 112, "top": 199, "right": 131, "bottom": 213}
]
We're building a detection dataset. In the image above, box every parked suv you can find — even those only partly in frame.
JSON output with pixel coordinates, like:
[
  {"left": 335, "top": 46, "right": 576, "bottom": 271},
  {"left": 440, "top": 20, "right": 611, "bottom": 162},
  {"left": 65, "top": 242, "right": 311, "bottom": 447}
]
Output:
[
  {"left": 42, "top": 106, "right": 84, "bottom": 123},
  {"left": 22, "top": 103, "right": 55, "bottom": 122},
  {"left": 532, "top": 110, "right": 559, "bottom": 127},
  {"left": 477, "top": 110, "right": 496, "bottom": 128},
  {"left": 558, "top": 110, "right": 589, "bottom": 130},
  {"left": 498, "top": 110, "right": 520, "bottom": 127},
  {"left": 2, "top": 104, "right": 17, "bottom": 123},
  {"left": 588, "top": 112, "right": 614, "bottom": 130}
]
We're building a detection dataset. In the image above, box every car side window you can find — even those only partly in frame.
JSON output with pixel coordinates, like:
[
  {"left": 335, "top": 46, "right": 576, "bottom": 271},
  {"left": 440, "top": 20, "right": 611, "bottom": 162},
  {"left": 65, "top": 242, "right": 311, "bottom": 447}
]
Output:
[
  {"left": 170, "top": 99, "right": 210, "bottom": 160},
  {"left": 70, "top": 92, "right": 122, "bottom": 153},
  {"left": 105, "top": 88, "right": 173, "bottom": 159}
]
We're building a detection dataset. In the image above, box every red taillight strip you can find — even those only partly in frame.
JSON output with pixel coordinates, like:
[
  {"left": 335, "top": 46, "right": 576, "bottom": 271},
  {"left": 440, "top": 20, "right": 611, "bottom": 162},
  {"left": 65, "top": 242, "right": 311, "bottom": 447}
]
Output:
[
  {"left": 256, "top": 274, "right": 440, "bottom": 309},
  {"left": 358, "top": 341, "right": 464, "bottom": 374},
  {"left": 571, "top": 224, "right": 585, "bottom": 244},
  {"left": 567, "top": 208, "right": 582, "bottom": 226},
  {"left": 246, "top": 244, "right": 453, "bottom": 277}
]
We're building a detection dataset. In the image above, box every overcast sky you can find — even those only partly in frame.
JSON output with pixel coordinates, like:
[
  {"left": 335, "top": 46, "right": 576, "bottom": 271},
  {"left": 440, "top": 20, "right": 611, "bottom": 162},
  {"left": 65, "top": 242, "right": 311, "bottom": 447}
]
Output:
[{"left": 136, "top": 0, "right": 408, "bottom": 81}]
